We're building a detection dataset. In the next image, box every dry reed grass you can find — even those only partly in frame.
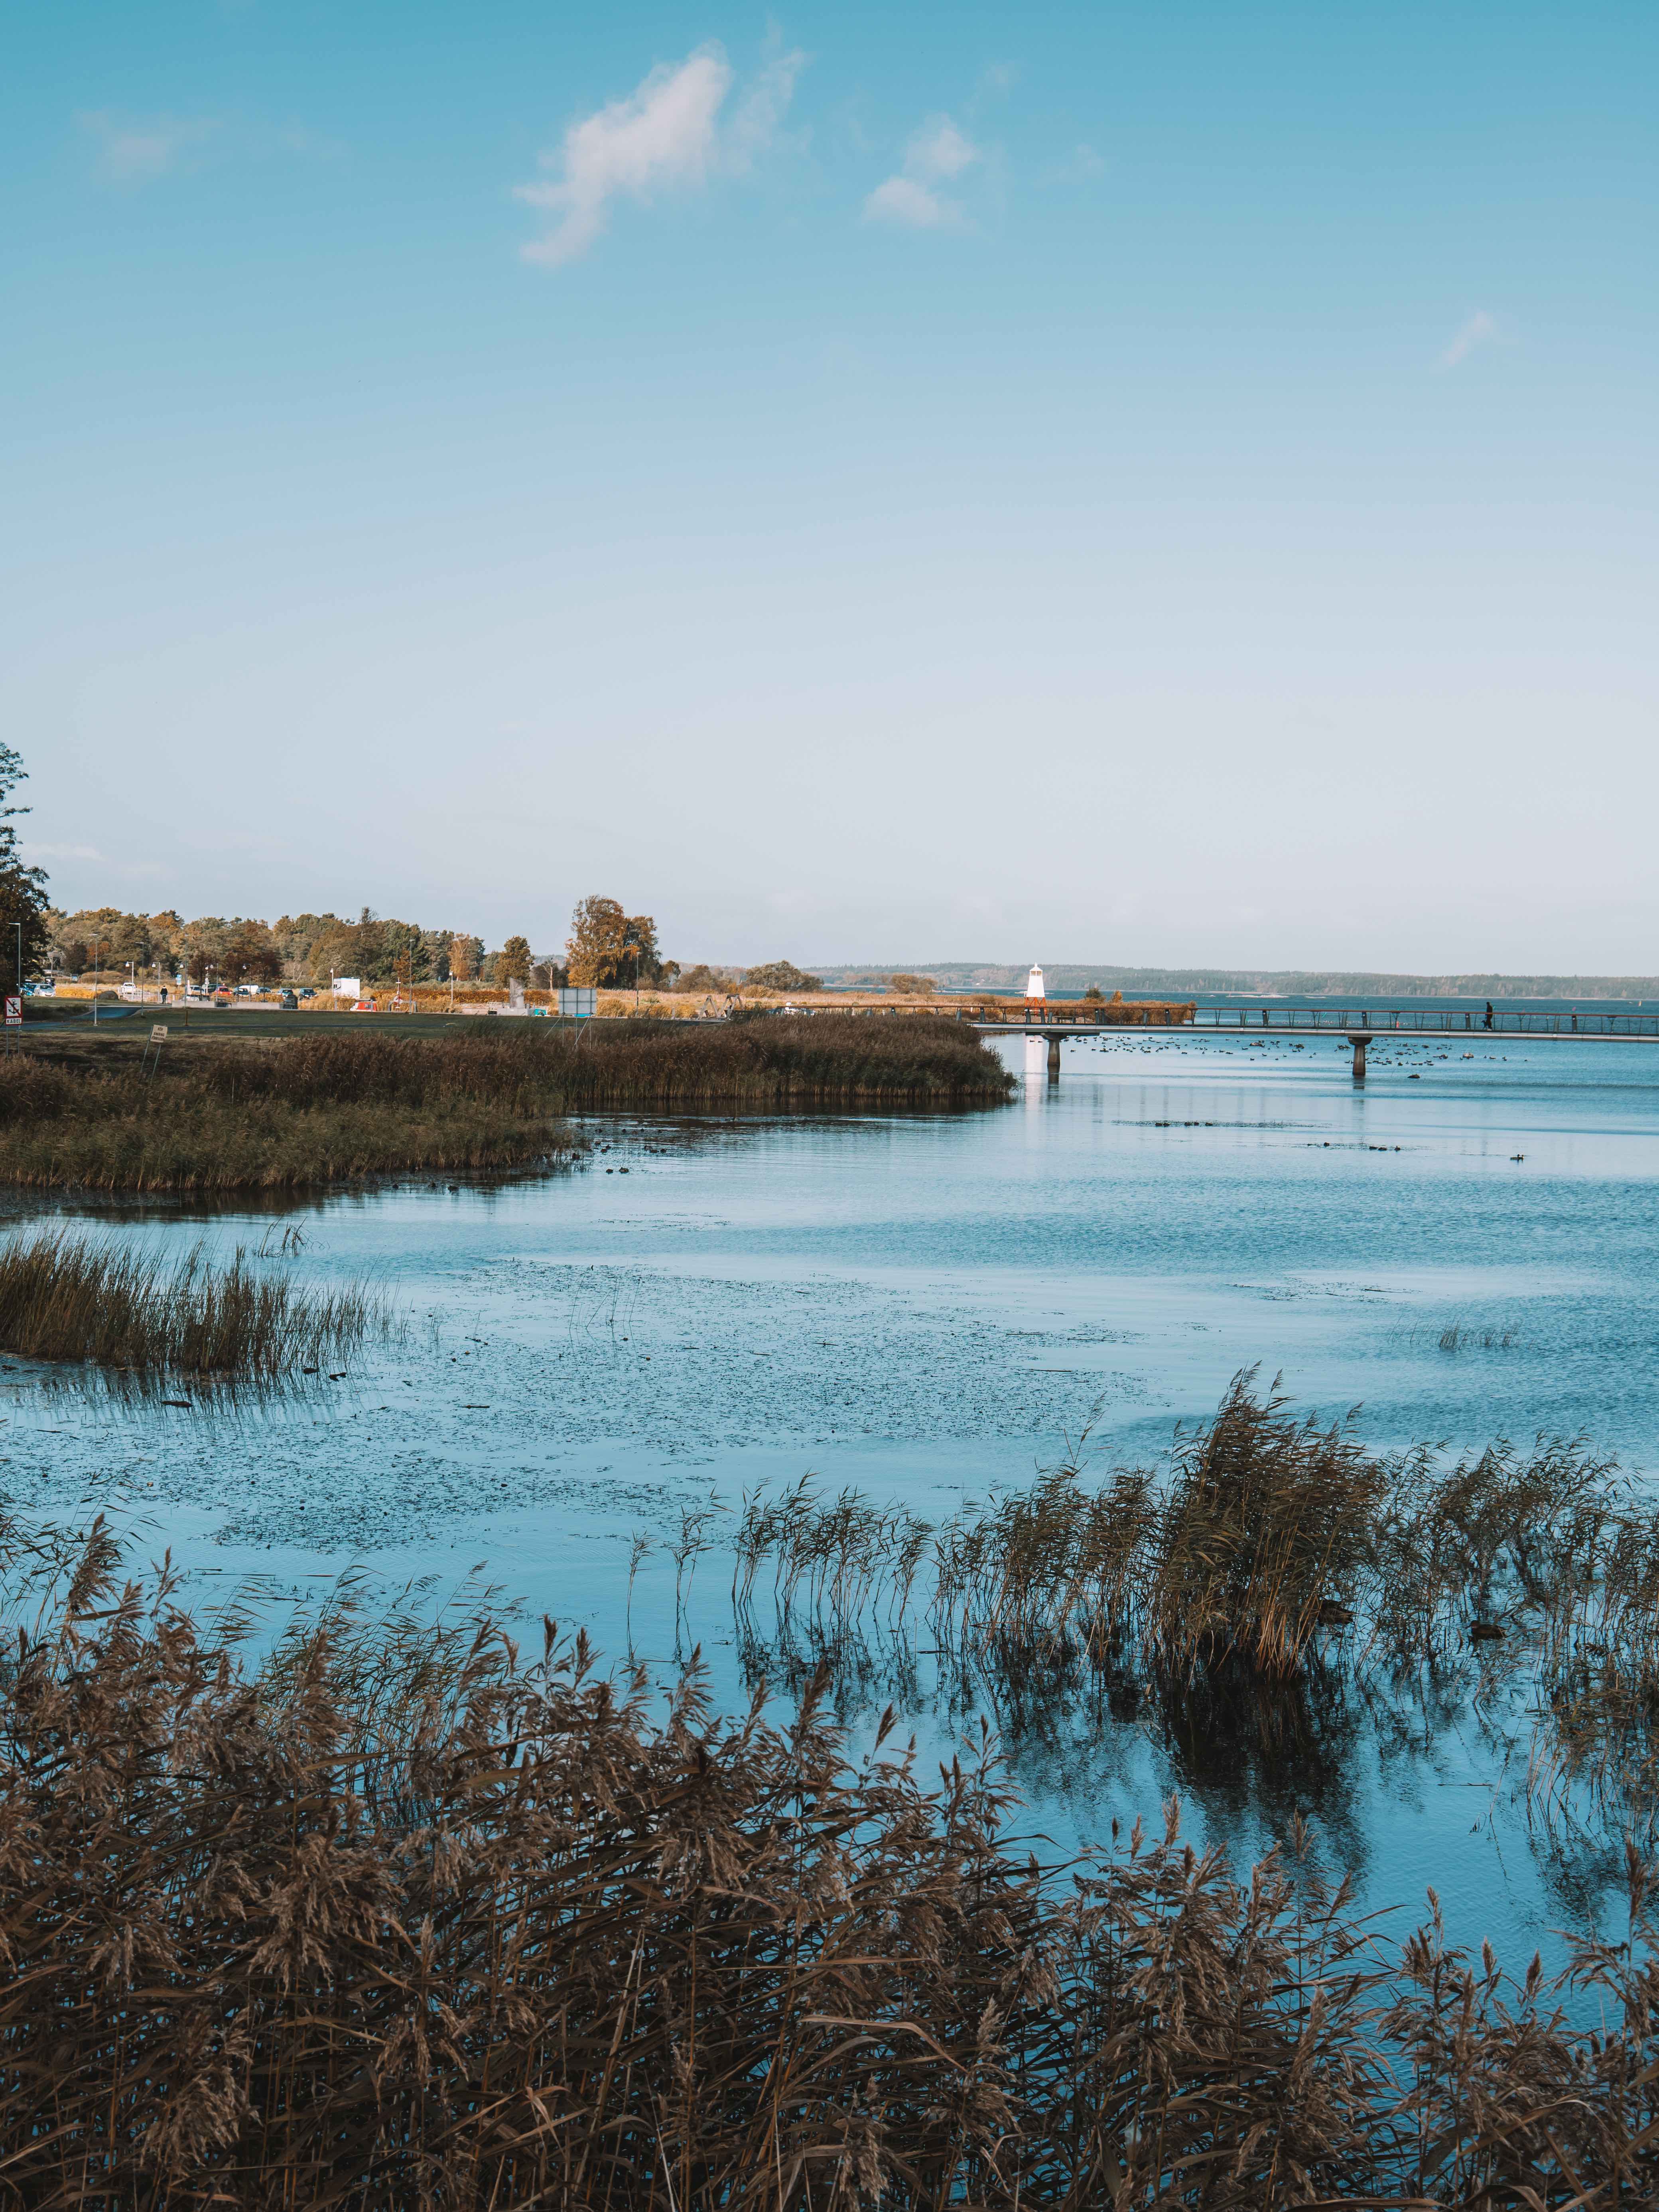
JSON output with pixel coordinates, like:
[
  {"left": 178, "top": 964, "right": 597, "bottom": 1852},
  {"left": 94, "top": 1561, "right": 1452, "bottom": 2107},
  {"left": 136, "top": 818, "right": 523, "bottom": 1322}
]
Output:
[
  {"left": 734, "top": 1377, "right": 1659, "bottom": 1838},
  {"left": 541, "top": 1012, "right": 1014, "bottom": 1111},
  {"left": 0, "top": 1038, "right": 580, "bottom": 1193},
  {"left": 3, "top": 1509, "right": 1658, "bottom": 2207},
  {"left": 0, "top": 1228, "right": 383, "bottom": 1375},
  {"left": 1, "top": 1018, "right": 1008, "bottom": 1191}
]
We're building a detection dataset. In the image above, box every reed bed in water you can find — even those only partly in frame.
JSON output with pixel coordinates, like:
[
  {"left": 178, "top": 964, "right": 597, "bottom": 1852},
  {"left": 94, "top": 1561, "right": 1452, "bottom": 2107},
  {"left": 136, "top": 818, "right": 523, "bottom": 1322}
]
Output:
[
  {"left": 3, "top": 1510, "right": 1659, "bottom": 2209},
  {"left": 0, "top": 1228, "right": 381, "bottom": 1374},
  {"left": 537, "top": 1011, "right": 1016, "bottom": 1109},
  {"left": 0, "top": 1017, "right": 1008, "bottom": 1190},
  {"left": 735, "top": 1377, "right": 1622, "bottom": 1670},
  {"left": 732, "top": 1377, "right": 1659, "bottom": 1827},
  {"left": 0, "top": 1038, "right": 581, "bottom": 1192}
]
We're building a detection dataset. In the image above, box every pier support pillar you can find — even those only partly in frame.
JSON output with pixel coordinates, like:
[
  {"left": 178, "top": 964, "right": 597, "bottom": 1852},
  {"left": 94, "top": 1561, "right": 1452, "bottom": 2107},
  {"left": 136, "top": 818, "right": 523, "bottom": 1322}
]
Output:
[
  {"left": 1348, "top": 1033, "right": 1369, "bottom": 1081},
  {"left": 1048, "top": 1034, "right": 1062, "bottom": 1082}
]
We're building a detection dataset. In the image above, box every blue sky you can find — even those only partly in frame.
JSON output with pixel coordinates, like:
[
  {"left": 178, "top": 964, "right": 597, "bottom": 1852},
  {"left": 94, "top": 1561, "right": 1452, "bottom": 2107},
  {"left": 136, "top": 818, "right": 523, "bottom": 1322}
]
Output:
[{"left": 4, "top": 2, "right": 1654, "bottom": 967}]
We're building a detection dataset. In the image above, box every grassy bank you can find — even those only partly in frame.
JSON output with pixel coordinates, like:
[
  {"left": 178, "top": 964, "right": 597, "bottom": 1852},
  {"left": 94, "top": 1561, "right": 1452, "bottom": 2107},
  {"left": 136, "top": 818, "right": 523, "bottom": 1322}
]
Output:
[
  {"left": 0, "top": 1229, "right": 380, "bottom": 1374},
  {"left": 2, "top": 1016, "right": 1011, "bottom": 1190},
  {"left": 0, "top": 1511, "right": 1654, "bottom": 2208}
]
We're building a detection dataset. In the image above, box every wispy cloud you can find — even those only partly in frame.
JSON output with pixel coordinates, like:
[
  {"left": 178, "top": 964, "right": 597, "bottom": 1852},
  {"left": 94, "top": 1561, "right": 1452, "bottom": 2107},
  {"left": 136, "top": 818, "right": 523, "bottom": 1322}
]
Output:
[
  {"left": 864, "top": 113, "right": 980, "bottom": 229},
  {"left": 24, "top": 842, "right": 103, "bottom": 863},
  {"left": 517, "top": 39, "right": 804, "bottom": 268},
  {"left": 1439, "top": 309, "right": 1500, "bottom": 369},
  {"left": 1040, "top": 142, "right": 1105, "bottom": 185},
  {"left": 79, "top": 110, "right": 219, "bottom": 184},
  {"left": 78, "top": 110, "right": 340, "bottom": 185},
  {"left": 727, "top": 35, "right": 808, "bottom": 171}
]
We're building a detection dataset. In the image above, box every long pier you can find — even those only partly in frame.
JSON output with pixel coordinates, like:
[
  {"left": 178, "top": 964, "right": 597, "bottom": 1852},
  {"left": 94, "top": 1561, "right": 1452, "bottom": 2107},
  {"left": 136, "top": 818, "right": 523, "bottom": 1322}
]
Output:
[{"left": 966, "top": 1003, "right": 1659, "bottom": 1081}]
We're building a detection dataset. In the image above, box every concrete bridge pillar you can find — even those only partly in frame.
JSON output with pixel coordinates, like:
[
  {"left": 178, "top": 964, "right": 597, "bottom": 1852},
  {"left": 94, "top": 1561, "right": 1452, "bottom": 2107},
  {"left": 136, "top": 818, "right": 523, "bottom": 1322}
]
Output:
[
  {"left": 1347, "top": 1033, "right": 1370, "bottom": 1081},
  {"left": 1047, "top": 1033, "right": 1062, "bottom": 1082}
]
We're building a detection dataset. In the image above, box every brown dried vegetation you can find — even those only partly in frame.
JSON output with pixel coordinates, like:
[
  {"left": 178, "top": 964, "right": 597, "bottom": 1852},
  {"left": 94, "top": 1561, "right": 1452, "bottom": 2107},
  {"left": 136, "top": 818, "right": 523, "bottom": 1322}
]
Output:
[
  {"left": 3, "top": 1504, "right": 1659, "bottom": 2206},
  {"left": 0, "top": 1017, "right": 1010, "bottom": 1191},
  {"left": 737, "top": 1378, "right": 1659, "bottom": 1837},
  {"left": 0, "top": 1229, "right": 381, "bottom": 1375}
]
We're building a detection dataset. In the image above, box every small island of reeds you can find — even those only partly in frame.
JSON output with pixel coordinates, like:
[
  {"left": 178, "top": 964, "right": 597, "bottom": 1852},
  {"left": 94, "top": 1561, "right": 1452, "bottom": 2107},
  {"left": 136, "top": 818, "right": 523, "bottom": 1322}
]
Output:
[
  {"left": 0, "top": 1229, "right": 380, "bottom": 1376},
  {"left": 3, "top": 1014, "right": 1013, "bottom": 1192}
]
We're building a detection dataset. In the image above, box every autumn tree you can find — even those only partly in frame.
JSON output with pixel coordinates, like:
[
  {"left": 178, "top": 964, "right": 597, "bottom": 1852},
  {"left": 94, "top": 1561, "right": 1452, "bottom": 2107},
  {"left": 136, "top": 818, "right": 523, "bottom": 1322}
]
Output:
[
  {"left": 219, "top": 922, "right": 283, "bottom": 987},
  {"left": 674, "top": 963, "right": 741, "bottom": 995},
  {"left": 744, "top": 960, "right": 823, "bottom": 993},
  {"left": 180, "top": 918, "right": 232, "bottom": 982},
  {"left": 449, "top": 934, "right": 482, "bottom": 982},
  {"left": 566, "top": 896, "right": 668, "bottom": 987},
  {"left": 886, "top": 973, "right": 937, "bottom": 996},
  {"left": 498, "top": 935, "right": 534, "bottom": 985}
]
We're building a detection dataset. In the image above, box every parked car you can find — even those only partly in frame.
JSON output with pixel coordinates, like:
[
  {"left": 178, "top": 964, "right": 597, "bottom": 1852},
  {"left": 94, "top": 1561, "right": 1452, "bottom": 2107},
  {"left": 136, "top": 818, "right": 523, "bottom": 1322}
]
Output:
[{"left": 279, "top": 990, "right": 298, "bottom": 1010}]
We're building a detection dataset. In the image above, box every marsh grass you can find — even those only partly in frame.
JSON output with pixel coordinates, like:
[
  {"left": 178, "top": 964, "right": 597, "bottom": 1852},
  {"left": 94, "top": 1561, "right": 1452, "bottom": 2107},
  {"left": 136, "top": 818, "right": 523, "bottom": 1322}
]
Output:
[
  {"left": 546, "top": 1010, "right": 1015, "bottom": 1110},
  {"left": 1438, "top": 1320, "right": 1521, "bottom": 1352},
  {"left": 2, "top": 1509, "right": 1659, "bottom": 2207},
  {"left": 734, "top": 1377, "right": 1659, "bottom": 1839},
  {"left": 0, "top": 1016, "right": 1009, "bottom": 1190},
  {"left": 0, "top": 1228, "right": 383, "bottom": 1375}
]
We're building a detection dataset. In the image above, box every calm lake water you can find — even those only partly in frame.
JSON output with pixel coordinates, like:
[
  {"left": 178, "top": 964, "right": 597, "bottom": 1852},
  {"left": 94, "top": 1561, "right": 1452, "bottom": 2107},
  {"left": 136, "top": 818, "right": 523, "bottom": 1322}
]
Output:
[{"left": 12, "top": 1022, "right": 1659, "bottom": 1977}]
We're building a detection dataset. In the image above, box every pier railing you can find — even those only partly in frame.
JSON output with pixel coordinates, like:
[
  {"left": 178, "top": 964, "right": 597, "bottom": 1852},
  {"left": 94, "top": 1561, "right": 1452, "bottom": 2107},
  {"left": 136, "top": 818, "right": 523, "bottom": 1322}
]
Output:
[
  {"left": 1180, "top": 1006, "right": 1659, "bottom": 1038},
  {"left": 963, "top": 1003, "right": 1659, "bottom": 1038}
]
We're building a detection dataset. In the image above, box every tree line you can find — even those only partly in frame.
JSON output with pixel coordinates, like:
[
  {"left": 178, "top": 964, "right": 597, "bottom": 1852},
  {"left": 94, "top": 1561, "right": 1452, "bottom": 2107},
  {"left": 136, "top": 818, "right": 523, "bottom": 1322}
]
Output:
[{"left": 41, "top": 884, "right": 829, "bottom": 997}]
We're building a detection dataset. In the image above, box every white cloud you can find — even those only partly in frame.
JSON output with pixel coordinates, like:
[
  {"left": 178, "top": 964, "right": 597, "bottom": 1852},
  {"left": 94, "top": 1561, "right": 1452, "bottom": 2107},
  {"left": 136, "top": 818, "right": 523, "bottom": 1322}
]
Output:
[
  {"left": 1439, "top": 309, "right": 1500, "bottom": 369},
  {"left": 863, "top": 112, "right": 980, "bottom": 229},
  {"left": 864, "top": 175, "right": 952, "bottom": 228},
  {"left": 24, "top": 842, "right": 103, "bottom": 863},
  {"left": 79, "top": 110, "right": 218, "bottom": 183},
  {"left": 517, "top": 40, "right": 803, "bottom": 267},
  {"left": 908, "top": 117, "right": 978, "bottom": 181}
]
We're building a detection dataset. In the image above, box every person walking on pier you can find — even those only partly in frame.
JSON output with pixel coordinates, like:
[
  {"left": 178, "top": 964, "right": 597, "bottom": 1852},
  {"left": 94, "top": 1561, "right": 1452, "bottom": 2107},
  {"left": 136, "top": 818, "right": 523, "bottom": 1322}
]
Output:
[{"left": 1484, "top": 1001, "right": 1495, "bottom": 1030}]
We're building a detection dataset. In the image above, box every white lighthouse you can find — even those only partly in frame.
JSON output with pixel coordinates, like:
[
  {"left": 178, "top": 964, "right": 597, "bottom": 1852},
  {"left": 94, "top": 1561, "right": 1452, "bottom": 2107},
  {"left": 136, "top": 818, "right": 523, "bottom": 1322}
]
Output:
[{"left": 1023, "top": 964, "right": 1048, "bottom": 1075}]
